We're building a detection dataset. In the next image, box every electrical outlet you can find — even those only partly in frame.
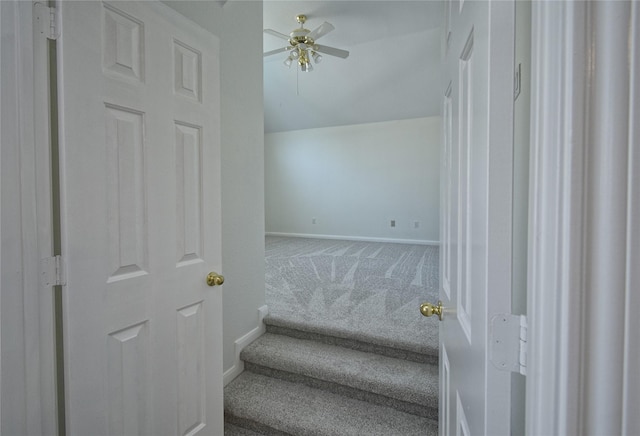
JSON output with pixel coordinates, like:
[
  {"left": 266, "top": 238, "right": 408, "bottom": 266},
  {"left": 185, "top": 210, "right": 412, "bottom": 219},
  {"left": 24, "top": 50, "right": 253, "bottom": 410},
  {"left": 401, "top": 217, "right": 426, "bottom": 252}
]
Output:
[{"left": 390, "top": 220, "right": 396, "bottom": 228}]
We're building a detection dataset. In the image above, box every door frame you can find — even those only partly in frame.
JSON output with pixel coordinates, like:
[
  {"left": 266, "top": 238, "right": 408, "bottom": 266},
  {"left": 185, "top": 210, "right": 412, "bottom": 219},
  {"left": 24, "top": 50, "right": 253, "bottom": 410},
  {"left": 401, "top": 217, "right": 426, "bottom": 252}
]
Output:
[
  {"left": 526, "top": 1, "right": 639, "bottom": 434},
  {"left": 1, "top": 1, "right": 58, "bottom": 434}
]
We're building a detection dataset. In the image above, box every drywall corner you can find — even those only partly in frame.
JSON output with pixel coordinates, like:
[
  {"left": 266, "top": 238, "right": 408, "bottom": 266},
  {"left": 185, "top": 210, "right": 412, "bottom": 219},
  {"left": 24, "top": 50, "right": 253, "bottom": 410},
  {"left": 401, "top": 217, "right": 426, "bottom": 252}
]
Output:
[{"left": 219, "top": 0, "right": 266, "bottom": 373}]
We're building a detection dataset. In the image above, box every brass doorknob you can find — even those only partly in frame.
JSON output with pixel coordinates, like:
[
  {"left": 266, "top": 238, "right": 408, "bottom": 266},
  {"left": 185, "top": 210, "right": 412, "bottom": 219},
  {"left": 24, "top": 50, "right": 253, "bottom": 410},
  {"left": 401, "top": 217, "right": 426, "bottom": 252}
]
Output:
[
  {"left": 420, "top": 301, "right": 443, "bottom": 321},
  {"left": 206, "top": 272, "right": 224, "bottom": 287}
]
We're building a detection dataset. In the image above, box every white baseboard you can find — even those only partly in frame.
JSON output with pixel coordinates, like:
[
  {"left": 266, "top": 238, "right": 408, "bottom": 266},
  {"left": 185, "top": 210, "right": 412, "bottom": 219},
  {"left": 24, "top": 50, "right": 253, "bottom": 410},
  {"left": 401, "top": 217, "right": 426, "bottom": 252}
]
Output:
[
  {"left": 223, "top": 305, "right": 269, "bottom": 386},
  {"left": 265, "top": 232, "right": 439, "bottom": 246}
]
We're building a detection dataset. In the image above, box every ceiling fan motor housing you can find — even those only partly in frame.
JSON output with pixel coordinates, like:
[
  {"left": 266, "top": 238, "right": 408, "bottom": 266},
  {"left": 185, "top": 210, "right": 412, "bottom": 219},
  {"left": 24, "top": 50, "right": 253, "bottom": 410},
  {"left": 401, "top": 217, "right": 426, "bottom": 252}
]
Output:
[{"left": 289, "top": 29, "right": 314, "bottom": 47}]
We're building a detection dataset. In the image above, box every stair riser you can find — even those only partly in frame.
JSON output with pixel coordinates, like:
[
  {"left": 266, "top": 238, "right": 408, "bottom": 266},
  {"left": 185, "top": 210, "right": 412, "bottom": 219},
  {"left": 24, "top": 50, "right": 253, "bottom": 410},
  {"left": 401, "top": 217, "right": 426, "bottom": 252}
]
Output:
[
  {"left": 225, "top": 413, "right": 291, "bottom": 436},
  {"left": 245, "top": 362, "right": 438, "bottom": 420},
  {"left": 265, "top": 324, "right": 438, "bottom": 365}
]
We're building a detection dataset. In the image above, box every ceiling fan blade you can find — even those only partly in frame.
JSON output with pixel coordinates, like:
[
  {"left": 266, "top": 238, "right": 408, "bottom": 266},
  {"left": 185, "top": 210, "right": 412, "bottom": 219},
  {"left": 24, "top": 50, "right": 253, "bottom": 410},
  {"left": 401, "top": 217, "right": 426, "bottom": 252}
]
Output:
[
  {"left": 314, "top": 44, "right": 349, "bottom": 59},
  {"left": 263, "top": 46, "right": 291, "bottom": 57},
  {"left": 264, "top": 29, "right": 290, "bottom": 40},
  {"left": 308, "top": 22, "right": 335, "bottom": 40}
]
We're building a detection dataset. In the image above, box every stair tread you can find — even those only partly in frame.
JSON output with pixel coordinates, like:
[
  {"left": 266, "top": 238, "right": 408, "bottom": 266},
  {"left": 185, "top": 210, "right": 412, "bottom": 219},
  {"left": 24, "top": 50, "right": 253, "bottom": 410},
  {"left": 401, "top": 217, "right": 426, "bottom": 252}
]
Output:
[
  {"left": 242, "top": 333, "right": 438, "bottom": 409},
  {"left": 225, "top": 371, "right": 438, "bottom": 436}
]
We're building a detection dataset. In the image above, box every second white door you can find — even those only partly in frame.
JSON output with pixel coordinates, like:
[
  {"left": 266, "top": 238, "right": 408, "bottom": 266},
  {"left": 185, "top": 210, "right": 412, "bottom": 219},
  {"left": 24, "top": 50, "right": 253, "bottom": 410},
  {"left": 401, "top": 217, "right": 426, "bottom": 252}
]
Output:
[{"left": 439, "top": 0, "right": 516, "bottom": 434}]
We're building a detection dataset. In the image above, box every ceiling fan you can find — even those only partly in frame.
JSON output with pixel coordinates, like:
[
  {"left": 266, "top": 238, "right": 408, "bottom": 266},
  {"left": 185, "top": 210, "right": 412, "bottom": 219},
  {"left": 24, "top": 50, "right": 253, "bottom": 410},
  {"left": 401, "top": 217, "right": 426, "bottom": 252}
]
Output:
[{"left": 264, "top": 14, "right": 349, "bottom": 72}]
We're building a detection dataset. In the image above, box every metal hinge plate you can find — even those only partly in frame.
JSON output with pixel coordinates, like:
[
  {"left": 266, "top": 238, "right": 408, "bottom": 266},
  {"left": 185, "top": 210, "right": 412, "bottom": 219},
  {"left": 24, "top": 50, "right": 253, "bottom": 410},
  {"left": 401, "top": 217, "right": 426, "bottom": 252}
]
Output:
[
  {"left": 489, "top": 314, "right": 527, "bottom": 375},
  {"left": 41, "top": 255, "right": 65, "bottom": 287},
  {"left": 34, "top": 3, "right": 60, "bottom": 40}
]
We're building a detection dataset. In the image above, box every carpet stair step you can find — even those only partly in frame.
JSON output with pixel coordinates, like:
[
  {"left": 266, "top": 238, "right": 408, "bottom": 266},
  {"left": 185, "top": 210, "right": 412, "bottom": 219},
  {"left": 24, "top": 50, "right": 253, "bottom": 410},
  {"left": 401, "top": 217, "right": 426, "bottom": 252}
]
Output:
[
  {"left": 240, "top": 333, "right": 438, "bottom": 419},
  {"left": 265, "top": 319, "right": 437, "bottom": 365},
  {"left": 224, "top": 423, "right": 265, "bottom": 436},
  {"left": 224, "top": 371, "right": 438, "bottom": 436}
]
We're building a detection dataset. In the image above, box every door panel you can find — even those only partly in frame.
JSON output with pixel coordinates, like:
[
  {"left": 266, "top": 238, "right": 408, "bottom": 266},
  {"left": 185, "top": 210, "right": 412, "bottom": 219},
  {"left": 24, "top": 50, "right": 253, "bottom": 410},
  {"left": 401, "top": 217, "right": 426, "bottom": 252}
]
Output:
[
  {"left": 107, "top": 321, "right": 150, "bottom": 435},
  {"left": 439, "top": 0, "right": 515, "bottom": 434},
  {"left": 58, "top": 2, "right": 222, "bottom": 434},
  {"left": 104, "top": 104, "right": 147, "bottom": 282}
]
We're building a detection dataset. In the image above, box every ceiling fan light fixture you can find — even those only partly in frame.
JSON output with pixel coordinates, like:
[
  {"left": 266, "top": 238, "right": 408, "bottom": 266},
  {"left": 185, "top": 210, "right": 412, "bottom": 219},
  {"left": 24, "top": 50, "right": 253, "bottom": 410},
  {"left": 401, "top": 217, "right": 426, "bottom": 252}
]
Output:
[
  {"left": 283, "top": 56, "right": 293, "bottom": 68},
  {"left": 290, "top": 50, "right": 299, "bottom": 59},
  {"left": 311, "top": 51, "right": 322, "bottom": 64},
  {"left": 299, "top": 52, "right": 313, "bottom": 72}
]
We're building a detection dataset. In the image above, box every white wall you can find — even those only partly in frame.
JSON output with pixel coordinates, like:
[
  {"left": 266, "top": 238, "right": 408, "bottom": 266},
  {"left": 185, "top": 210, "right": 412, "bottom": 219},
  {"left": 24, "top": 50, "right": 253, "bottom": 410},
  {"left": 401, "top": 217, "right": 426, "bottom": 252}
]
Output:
[
  {"left": 219, "top": 0, "right": 266, "bottom": 373},
  {"left": 265, "top": 117, "right": 441, "bottom": 244},
  {"left": 164, "top": 0, "right": 265, "bottom": 374}
]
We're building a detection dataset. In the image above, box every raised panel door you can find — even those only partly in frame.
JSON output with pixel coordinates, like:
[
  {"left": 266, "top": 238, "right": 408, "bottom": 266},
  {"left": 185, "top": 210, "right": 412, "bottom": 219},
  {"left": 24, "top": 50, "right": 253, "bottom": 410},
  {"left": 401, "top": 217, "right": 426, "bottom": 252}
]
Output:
[{"left": 58, "top": 2, "right": 222, "bottom": 434}]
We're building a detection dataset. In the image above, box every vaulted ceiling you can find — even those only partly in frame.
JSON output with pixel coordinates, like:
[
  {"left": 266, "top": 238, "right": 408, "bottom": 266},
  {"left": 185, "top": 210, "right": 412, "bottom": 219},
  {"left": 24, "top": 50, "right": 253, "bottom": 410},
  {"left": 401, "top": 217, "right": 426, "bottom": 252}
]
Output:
[{"left": 263, "top": 1, "right": 444, "bottom": 133}]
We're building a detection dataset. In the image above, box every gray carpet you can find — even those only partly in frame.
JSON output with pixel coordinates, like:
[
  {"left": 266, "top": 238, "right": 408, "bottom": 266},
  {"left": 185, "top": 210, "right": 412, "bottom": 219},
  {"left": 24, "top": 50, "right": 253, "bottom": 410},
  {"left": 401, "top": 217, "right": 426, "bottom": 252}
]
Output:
[
  {"left": 265, "top": 236, "right": 440, "bottom": 357},
  {"left": 240, "top": 333, "right": 439, "bottom": 418},
  {"left": 225, "top": 372, "right": 438, "bottom": 436},
  {"left": 225, "top": 423, "right": 264, "bottom": 436},
  {"left": 224, "top": 236, "right": 441, "bottom": 435}
]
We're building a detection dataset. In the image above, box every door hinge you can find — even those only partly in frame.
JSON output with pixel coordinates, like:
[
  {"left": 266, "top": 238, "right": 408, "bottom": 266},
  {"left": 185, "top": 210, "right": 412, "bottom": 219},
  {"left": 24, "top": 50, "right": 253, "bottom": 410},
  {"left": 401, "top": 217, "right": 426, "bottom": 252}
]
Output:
[
  {"left": 34, "top": 3, "right": 60, "bottom": 40},
  {"left": 41, "top": 255, "right": 65, "bottom": 287},
  {"left": 489, "top": 314, "right": 527, "bottom": 376}
]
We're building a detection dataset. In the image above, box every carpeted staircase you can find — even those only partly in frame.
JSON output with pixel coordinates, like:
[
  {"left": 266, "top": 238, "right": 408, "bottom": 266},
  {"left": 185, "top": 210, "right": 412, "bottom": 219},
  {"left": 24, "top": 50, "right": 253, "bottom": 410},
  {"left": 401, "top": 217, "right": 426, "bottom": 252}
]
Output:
[{"left": 224, "top": 237, "right": 440, "bottom": 435}]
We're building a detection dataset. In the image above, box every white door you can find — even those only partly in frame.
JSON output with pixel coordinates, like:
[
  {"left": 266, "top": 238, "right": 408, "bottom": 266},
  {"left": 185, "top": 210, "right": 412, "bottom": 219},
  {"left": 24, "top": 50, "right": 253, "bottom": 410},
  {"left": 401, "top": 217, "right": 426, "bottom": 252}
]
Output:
[
  {"left": 58, "top": 1, "right": 223, "bottom": 434},
  {"left": 439, "top": 0, "right": 515, "bottom": 434}
]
